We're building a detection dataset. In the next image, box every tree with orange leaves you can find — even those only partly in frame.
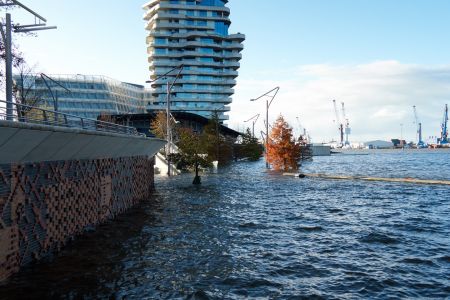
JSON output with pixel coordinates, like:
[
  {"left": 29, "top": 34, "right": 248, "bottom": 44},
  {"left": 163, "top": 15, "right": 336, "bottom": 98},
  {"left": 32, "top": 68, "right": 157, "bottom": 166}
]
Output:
[{"left": 267, "top": 115, "right": 301, "bottom": 171}]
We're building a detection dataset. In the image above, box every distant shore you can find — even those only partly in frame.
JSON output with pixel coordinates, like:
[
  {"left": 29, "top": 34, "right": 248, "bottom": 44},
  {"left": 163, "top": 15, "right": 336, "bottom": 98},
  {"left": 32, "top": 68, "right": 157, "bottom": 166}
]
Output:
[{"left": 332, "top": 147, "right": 450, "bottom": 154}]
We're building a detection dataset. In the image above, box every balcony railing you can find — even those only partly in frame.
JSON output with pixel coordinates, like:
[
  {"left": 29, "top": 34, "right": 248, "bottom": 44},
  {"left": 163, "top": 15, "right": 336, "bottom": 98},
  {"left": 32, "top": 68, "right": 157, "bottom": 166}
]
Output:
[{"left": 0, "top": 100, "right": 145, "bottom": 137}]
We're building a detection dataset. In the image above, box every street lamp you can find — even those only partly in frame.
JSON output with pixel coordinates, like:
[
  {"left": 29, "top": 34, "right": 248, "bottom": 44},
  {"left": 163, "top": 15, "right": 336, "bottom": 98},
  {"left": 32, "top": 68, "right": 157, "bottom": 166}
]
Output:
[
  {"left": 146, "top": 64, "right": 184, "bottom": 176},
  {"left": 40, "top": 73, "right": 71, "bottom": 114},
  {"left": 0, "top": 0, "right": 56, "bottom": 120},
  {"left": 250, "top": 87, "right": 280, "bottom": 169},
  {"left": 244, "top": 113, "right": 260, "bottom": 138}
]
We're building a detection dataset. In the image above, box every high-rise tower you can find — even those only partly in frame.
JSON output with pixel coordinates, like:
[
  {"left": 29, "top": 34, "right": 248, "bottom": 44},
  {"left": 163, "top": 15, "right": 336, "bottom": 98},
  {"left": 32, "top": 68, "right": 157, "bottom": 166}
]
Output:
[{"left": 143, "top": 0, "right": 245, "bottom": 123}]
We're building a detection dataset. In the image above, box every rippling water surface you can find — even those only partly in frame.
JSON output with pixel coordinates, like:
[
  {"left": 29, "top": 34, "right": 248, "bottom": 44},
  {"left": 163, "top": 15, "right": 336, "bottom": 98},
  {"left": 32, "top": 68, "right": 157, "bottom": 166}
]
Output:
[{"left": 1, "top": 149, "right": 449, "bottom": 299}]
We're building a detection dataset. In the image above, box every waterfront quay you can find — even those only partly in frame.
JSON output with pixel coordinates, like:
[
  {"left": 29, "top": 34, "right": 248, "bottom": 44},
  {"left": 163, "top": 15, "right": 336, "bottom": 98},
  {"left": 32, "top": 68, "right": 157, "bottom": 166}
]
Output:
[
  {"left": 0, "top": 111, "right": 165, "bottom": 282},
  {"left": 1, "top": 0, "right": 450, "bottom": 298},
  {"left": 1, "top": 150, "right": 449, "bottom": 299}
]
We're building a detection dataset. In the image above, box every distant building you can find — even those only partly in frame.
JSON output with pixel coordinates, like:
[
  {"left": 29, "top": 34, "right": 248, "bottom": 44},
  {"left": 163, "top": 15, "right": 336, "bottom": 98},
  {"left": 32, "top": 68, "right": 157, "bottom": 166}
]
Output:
[
  {"left": 13, "top": 74, "right": 147, "bottom": 119},
  {"left": 365, "top": 140, "right": 394, "bottom": 149},
  {"left": 110, "top": 111, "right": 241, "bottom": 138},
  {"left": 14, "top": 1, "right": 245, "bottom": 124},
  {"left": 310, "top": 144, "right": 331, "bottom": 156},
  {"left": 143, "top": 0, "right": 245, "bottom": 123},
  {"left": 390, "top": 139, "right": 409, "bottom": 149}
]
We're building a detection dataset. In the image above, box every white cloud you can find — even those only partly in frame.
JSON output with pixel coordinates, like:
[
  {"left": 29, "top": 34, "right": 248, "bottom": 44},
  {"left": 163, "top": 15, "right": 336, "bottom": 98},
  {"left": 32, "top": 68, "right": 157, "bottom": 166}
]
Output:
[{"left": 229, "top": 60, "right": 450, "bottom": 143}]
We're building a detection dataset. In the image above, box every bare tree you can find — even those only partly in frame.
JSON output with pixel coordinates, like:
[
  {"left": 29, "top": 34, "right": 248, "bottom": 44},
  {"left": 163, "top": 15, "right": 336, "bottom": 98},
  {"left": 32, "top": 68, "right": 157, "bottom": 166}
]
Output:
[{"left": 12, "top": 62, "right": 43, "bottom": 118}]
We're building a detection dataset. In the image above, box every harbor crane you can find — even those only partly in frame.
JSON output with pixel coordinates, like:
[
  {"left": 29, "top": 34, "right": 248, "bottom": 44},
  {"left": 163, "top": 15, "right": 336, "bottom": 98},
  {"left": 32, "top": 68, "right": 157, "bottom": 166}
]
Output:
[
  {"left": 296, "top": 116, "right": 310, "bottom": 143},
  {"left": 341, "top": 102, "right": 351, "bottom": 146},
  {"left": 438, "top": 104, "right": 448, "bottom": 146},
  {"left": 332, "top": 100, "right": 344, "bottom": 147},
  {"left": 332, "top": 100, "right": 350, "bottom": 147},
  {"left": 413, "top": 105, "right": 426, "bottom": 148}
]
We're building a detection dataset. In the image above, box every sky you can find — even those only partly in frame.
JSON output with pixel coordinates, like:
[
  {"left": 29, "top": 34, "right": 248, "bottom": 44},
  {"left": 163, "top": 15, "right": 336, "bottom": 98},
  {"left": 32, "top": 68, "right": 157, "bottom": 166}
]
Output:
[{"left": 8, "top": 0, "right": 450, "bottom": 143}]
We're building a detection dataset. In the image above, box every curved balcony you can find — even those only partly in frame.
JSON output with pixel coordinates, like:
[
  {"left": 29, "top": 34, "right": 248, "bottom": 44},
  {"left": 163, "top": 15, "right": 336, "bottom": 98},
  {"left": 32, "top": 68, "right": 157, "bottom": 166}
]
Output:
[
  {"left": 150, "top": 86, "right": 234, "bottom": 95},
  {"left": 147, "top": 103, "right": 231, "bottom": 113},
  {"left": 148, "top": 78, "right": 236, "bottom": 88},
  {"left": 147, "top": 39, "right": 243, "bottom": 51},
  {"left": 149, "top": 69, "right": 239, "bottom": 79},
  {"left": 153, "top": 12, "right": 231, "bottom": 23},
  {"left": 147, "top": 50, "right": 242, "bottom": 61},
  {"left": 146, "top": 20, "right": 213, "bottom": 31},
  {"left": 149, "top": 59, "right": 241, "bottom": 69},
  {"left": 153, "top": 2, "right": 230, "bottom": 13}
]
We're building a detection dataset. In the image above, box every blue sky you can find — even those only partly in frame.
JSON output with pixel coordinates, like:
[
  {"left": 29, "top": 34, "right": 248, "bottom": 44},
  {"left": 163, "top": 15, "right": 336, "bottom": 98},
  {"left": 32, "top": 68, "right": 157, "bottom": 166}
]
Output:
[
  {"left": 10, "top": 0, "right": 450, "bottom": 142},
  {"left": 231, "top": 0, "right": 450, "bottom": 67}
]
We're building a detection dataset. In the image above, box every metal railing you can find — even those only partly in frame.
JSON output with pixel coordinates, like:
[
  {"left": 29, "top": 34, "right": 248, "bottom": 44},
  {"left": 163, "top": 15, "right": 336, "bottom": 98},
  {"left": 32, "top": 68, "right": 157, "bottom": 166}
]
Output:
[{"left": 0, "top": 100, "right": 145, "bottom": 137}]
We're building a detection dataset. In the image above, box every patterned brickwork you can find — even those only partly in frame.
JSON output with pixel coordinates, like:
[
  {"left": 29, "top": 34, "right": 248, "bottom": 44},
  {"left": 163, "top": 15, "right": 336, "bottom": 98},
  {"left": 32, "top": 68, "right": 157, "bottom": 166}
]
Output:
[{"left": 0, "top": 156, "right": 155, "bottom": 281}]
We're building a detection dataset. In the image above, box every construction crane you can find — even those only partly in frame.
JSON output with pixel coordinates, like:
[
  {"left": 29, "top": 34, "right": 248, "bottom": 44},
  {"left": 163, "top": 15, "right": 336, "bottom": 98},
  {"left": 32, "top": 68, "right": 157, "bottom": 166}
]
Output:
[
  {"left": 412, "top": 105, "right": 426, "bottom": 148},
  {"left": 438, "top": 104, "right": 448, "bottom": 146},
  {"left": 341, "top": 102, "right": 351, "bottom": 146},
  {"left": 332, "top": 99, "right": 344, "bottom": 147},
  {"left": 296, "top": 116, "right": 310, "bottom": 143}
]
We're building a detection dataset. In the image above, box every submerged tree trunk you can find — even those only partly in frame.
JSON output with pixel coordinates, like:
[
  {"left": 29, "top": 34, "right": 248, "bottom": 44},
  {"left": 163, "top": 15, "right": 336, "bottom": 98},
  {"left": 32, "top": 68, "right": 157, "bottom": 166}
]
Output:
[{"left": 193, "top": 161, "right": 201, "bottom": 185}]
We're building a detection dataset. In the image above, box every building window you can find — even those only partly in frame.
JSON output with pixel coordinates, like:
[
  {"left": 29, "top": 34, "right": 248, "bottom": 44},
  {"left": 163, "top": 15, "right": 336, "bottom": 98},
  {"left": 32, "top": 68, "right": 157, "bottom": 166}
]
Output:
[
  {"left": 200, "top": 37, "right": 213, "bottom": 44},
  {"left": 215, "top": 21, "right": 228, "bottom": 36},
  {"left": 155, "top": 38, "right": 166, "bottom": 44},
  {"left": 199, "top": 47, "right": 213, "bottom": 54}
]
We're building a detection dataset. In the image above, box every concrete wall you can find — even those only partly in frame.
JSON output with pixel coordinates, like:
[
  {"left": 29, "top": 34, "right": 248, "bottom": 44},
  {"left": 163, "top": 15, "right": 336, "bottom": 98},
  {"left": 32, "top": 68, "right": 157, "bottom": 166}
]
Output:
[
  {"left": 0, "top": 121, "right": 167, "bottom": 282},
  {"left": 0, "top": 120, "right": 166, "bottom": 164}
]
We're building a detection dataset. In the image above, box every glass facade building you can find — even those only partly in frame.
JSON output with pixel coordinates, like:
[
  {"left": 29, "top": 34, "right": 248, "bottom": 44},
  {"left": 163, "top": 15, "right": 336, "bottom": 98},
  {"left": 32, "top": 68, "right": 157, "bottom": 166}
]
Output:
[
  {"left": 143, "top": 0, "right": 245, "bottom": 123},
  {"left": 13, "top": 74, "right": 147, "bottom": 119}
]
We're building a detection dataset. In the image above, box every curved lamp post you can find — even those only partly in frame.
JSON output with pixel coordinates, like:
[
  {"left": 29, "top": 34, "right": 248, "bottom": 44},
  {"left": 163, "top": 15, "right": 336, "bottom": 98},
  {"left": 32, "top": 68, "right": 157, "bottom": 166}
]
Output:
[
  {"left": 1, "top": 0, "right": 56, "bottom": 120},
  {"left": 146, "top": 64, "right": 184, "bottom": 176},
  {"left": 244, "top": 113, "right": 260, "bottom": 138},
  {"left": 250, "top": 87, "right": 280, "bottom": 169},
  {"left": 40, "top": 73, "right": 71, "bottom": 115}
]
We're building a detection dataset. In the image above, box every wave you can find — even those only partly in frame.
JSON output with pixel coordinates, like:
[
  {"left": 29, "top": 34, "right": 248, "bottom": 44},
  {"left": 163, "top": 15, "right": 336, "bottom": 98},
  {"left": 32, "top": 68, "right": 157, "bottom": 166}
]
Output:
[
  {"left": 437, "top": 255, "right": 450, "bottom": 263},
  {"left": 295, "top": 225, "right": 323, "bottom": 232},
  {"left": 359, "top": 232, "right": 399, "bottom": 245},
  {"left": 401, "top": 257, "right": 435, "bottom": 266},
  {"left": 186, "top": 290, "right": 210, "bottom": 300},
  {"left": 238, "top": 222, "right": 267, "bottom": 230}
]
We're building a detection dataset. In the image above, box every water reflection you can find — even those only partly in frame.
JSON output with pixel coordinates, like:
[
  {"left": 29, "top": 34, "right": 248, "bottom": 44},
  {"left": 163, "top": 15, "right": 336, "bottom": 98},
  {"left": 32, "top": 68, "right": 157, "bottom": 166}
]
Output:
[{"left": 1, "top": 150, "right": 449, "bottom": 299}]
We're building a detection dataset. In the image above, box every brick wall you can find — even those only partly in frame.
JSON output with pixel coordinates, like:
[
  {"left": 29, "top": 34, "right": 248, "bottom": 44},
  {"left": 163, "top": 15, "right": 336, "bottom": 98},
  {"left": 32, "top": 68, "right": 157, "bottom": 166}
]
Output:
[{"left": 0, "top": 156, "right": 155, "bottom": 281}]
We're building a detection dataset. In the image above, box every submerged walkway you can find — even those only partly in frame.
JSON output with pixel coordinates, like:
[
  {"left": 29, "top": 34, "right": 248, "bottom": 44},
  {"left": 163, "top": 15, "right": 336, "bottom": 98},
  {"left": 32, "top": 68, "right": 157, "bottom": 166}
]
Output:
[{"left": 284, "top": 173, "right": 450, "bottom": 186}]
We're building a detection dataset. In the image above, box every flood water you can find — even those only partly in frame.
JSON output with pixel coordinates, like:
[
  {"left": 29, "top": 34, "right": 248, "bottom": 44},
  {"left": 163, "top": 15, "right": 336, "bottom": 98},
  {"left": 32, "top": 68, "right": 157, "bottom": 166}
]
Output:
[{"left": 1, "top": 149, "right": 449, "bottom": 299}]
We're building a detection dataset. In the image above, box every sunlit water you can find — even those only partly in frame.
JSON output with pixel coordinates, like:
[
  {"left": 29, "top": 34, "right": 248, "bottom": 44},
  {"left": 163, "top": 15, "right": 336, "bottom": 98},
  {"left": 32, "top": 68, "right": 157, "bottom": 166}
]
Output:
[{"left": 1, "top": 149, "right": 449, "bottom": 299}]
